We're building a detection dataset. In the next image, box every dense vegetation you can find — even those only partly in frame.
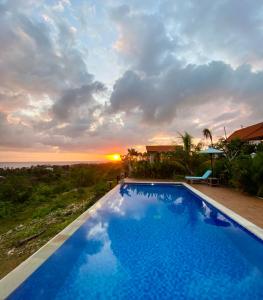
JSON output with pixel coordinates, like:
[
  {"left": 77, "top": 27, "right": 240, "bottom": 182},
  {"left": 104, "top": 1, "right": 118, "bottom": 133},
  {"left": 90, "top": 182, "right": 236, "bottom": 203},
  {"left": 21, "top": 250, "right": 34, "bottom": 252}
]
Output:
[
  {"left": 0, "top": 163, "right": 121, "bottom": 219},
  {"left": 123, "top": 131, "right": 263, "bottom": 197},
  {"left": 0, "top": 130, "right": 262, "bottom": 278},
  {"left": 0, "top": 163, "right": 122, "bottom": 278},
  {"left": 215, "top": 139, "right": 263, "bottom": 197}
]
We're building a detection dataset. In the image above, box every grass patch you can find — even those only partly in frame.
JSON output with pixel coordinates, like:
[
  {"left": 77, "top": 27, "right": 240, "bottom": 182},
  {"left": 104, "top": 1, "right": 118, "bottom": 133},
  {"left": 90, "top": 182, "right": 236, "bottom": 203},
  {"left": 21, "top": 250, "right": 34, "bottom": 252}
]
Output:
[{"left": 0, "top": 163, "right": 122, "bottom": 278}]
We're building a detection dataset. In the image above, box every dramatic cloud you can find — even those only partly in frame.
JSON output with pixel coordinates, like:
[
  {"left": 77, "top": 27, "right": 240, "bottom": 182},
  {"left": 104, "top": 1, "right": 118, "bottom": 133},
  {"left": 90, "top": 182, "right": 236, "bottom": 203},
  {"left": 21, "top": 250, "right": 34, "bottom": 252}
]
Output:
[
  {"left": 160, "top": 0, "right": 263, "bottom": 68},
  {"left": 109, "top": 2, "right": 263, "bottom": 133},
  {"left": 0, "top": 0, "right": 108, "bottom": 152},
  {"left": 110, "top": 5, "right": 176, "bottom": 75},
  {"left": 110, "top": 61, "right": 263, "bottom": 125},
  {"left": 53, "top": 82, "right": 105, "bottom": 121},
  {"left": 0, "top": 9, "right": 84, "bottom": 95},
  {"left": 0, "top": 0, "right": 263, "bottom": 159}
]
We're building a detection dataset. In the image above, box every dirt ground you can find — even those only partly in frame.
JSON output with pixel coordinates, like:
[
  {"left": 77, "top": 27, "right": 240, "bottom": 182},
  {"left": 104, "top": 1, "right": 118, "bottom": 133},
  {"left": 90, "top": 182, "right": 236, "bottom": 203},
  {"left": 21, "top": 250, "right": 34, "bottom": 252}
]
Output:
[{"left": 0, "top": 201, "right": 91, "bottom": 279}]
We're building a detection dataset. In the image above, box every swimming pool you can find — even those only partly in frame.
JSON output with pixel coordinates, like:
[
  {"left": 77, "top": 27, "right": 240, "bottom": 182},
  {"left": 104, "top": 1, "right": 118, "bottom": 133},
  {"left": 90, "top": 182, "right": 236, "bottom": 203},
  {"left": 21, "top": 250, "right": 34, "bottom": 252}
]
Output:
[{"left": 3, "top": 183, "right": 263, "bottom": 299}]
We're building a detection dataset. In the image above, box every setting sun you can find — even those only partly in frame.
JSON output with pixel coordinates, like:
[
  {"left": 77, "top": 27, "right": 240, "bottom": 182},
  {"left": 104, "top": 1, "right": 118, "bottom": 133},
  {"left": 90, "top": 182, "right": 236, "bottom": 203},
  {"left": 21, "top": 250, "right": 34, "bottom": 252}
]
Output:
[{"left": 106, "top": 153, "right": 121, "bottom": 161}]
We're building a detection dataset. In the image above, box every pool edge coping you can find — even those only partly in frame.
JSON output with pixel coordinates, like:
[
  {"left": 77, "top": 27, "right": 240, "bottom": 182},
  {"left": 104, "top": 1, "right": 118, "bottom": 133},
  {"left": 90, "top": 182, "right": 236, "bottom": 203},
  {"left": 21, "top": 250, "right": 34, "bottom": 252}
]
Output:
[
  {"left": 183, "top": 182, "right": 263, "bottom": 241},
  {"left": 0, "top": 184, "right": 120, "bottom": 299},
  {"left": 1, "top": 181, "right": 263, "bottom": 298}
]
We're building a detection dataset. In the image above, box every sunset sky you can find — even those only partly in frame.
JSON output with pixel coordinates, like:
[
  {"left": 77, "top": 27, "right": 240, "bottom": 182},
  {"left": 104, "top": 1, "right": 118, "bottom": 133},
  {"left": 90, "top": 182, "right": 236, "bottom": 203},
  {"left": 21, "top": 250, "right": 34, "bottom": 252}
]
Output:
[{"left": 0, "top": 0, "right": 263, "bottom": 162}]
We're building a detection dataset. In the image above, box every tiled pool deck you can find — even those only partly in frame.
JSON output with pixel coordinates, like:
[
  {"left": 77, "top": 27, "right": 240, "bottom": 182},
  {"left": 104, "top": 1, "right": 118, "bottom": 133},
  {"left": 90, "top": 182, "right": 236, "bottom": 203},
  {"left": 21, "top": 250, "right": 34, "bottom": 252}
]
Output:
[{"left": 0, "top": 181, "right": 263, "bottom": 299}]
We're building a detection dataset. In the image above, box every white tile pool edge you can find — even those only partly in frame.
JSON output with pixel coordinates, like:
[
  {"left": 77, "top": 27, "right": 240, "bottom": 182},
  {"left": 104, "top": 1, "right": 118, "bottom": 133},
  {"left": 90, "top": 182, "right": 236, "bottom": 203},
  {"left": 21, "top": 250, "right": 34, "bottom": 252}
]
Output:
[
  {"left": 183, "top": 183, "right": 263, "bottom": 241},
  {"left": 0, "top": 184, "right": 120, "bottom": 300},
  {"left": 1, "top": 181, "right": 263, "bottom": 299}
]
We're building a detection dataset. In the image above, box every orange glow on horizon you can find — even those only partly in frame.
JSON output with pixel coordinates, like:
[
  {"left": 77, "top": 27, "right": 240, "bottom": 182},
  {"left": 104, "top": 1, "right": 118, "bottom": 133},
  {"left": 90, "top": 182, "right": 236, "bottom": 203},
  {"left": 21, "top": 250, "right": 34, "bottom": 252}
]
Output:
[
  {"left": 0, "top": 150, "right": 127, "bottom": 163},
  {"left": 106, "top": 153, "right": 122, "bottom": 161},
  {"left": 0, "top": 151, "right": 108, "bottom": 162}
]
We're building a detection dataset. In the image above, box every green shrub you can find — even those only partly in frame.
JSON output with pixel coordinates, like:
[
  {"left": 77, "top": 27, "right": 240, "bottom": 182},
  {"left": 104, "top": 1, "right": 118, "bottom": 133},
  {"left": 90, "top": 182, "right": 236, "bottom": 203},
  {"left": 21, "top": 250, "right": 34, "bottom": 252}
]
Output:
[
  {"left": 251, "top": 152, "right": 263, "bottom": 197},
  {"left": 229, "top": 152, "right": 263, "bottom": 196},
  {"left": 70, "top": 167, "right": 97, "bottom": 187},
  {"left": 92, "top": 182, "right": 109, "bottom": 200},
  {"left": 132, "top": 161, "right": 185, "bottom": 179},
  {"left": 0, "top": 201, "right": 12, "bottom": 218},
  {"left": 37, "top": 184, "right": 54, "bottom": 197},
  {"left": 32, "top": 206, "right": 53, "bottom": 218},
  {"left": 229, "top": 155, "right": 255, "bottom": 193},
  {"left": 0, "top": 176, "right": 32, "bottom": 203}
]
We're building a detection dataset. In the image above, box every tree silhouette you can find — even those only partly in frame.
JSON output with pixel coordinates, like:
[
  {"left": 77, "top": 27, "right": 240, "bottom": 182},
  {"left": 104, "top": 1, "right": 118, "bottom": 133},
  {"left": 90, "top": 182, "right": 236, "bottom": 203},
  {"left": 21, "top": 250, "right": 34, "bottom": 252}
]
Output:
[{"left": 203, "top": 128, "right": 213, "bottom": 147}]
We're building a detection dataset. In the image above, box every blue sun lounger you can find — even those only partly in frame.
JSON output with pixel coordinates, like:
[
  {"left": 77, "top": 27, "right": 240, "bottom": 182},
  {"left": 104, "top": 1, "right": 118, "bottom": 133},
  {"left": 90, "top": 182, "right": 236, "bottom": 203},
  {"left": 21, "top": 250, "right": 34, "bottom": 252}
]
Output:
[{"left": 185, "top": 170, "right": 212, "bottom": 183}]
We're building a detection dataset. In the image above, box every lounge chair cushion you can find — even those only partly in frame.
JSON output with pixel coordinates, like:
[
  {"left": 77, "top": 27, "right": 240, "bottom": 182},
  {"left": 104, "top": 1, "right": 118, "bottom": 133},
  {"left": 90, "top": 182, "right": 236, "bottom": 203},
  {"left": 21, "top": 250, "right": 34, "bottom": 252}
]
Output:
[{"left": 185, "top": 170, "right": 212, "bottom": 181}]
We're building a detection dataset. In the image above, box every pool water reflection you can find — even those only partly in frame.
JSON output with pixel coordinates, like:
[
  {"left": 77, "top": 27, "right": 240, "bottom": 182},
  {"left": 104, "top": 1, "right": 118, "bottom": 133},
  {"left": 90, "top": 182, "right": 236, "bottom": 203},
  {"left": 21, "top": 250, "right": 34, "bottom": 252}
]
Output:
[{"left": 9, "top": 184, "right": 263, "bottom": 300}]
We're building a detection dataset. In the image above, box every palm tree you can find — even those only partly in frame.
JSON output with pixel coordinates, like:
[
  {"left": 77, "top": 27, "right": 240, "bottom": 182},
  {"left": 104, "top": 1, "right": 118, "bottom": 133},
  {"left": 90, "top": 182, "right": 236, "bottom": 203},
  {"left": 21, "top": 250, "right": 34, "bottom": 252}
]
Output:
[
  {"left": 178, "top": 132, "right": 193, "bottom": 174},
  {"left": 179, "top": 132, "right": 192, "bottom": 155},
  {"left": 127, "top": 148, "right": 139, "bottom": 160},
  {"left": 125, "top": 148, "right": 139, "bottom": 175},
  {"left": 203, "top": 128, "right": 213, "bottom": 147}
]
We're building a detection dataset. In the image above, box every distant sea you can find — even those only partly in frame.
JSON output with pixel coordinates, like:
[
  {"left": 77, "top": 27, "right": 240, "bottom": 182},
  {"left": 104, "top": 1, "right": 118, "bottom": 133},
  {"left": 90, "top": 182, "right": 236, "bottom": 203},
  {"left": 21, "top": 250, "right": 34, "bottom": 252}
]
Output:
[{"left": 0, "top": 161, "right": 105, "bottom": 169}]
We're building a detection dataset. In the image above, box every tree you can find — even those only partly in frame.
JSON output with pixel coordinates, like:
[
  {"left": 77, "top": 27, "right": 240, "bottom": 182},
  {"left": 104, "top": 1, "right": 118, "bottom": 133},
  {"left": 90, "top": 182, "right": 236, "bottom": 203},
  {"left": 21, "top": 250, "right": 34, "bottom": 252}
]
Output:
[
  {"left": 122, "top": 148, "right": 140, "bottom": 176},
  {"left": 179, "top": 132, "right": 193, "bottom": 155},
  {"left": 203, "top": 128, "right": 213, "bottom": 147},
  {"left": 216, "top": 138, "right": 255, "bottom": 162},
  {"left": 178, "top": 132, "right": 194, "bottom": 174},
  {"left": 127, "top": 148, "right": 139, "bottom": 160}
]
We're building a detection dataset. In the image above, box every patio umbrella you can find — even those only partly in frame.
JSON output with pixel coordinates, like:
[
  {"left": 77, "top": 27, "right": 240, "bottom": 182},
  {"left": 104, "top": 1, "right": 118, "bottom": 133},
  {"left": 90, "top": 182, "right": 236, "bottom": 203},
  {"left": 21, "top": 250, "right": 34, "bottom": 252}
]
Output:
[{"left": 199, "top": 147, "right": 223, "bottom": 177}]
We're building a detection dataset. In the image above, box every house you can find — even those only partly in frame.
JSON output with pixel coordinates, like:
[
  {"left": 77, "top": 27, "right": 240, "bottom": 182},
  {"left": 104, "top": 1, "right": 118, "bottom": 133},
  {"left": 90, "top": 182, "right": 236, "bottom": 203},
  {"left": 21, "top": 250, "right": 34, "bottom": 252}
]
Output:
[
  {"left": 146, "top": 145, "right": 182, "bottom": 163},
  {"left": 227, "top": 122, "right": 263, "bottom": 143},
  {"left": 45, "top": 167, "right": 54, "bottom": 171}
]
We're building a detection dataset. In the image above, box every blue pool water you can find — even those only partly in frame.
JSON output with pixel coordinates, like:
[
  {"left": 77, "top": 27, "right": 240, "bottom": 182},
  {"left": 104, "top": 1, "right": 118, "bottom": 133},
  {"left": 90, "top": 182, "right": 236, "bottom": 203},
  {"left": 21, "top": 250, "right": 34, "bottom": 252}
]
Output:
[{"left": 8, "top": 184, "right": 263, "bottom": 299}]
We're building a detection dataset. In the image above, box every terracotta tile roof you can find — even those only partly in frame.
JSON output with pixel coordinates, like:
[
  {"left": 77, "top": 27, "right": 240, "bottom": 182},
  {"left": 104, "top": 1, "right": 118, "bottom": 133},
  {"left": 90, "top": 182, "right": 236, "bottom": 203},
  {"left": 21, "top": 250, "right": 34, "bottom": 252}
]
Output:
[
  {"left": 227, "top": 122, "right": 263, "bottom": 141},
  {"left": 146, "top": 145, "right": 182, "bottom": 153}
]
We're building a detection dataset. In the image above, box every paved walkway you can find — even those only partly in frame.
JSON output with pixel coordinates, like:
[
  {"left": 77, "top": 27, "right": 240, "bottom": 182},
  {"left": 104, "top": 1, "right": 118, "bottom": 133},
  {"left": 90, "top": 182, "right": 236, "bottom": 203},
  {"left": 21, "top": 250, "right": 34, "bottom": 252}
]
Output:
[{"left": 192, "top": 184, "right": 263, "bottom": 229}]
